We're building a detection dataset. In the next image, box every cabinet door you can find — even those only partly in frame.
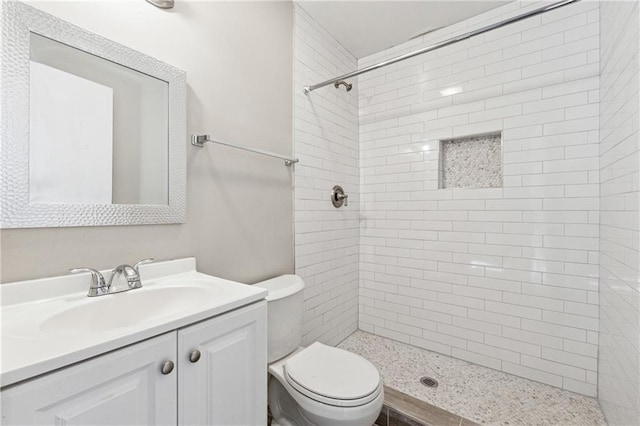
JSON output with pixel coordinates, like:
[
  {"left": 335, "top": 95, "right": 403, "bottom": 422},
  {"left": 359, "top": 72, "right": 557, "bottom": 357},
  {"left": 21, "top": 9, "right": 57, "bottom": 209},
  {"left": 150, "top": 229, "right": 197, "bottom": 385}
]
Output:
[
  {"left": 1, "top": 332, "right": 177, "bottom": 426},
  {"left": 178, "top": 301, "right": 267, "bottom": 426}
]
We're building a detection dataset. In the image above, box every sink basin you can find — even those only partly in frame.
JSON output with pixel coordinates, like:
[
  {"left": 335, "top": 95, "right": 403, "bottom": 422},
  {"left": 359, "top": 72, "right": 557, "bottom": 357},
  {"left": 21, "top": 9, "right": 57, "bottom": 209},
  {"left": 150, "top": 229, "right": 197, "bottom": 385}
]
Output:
[
  {"left": 40, "top": 285, "right": 218, "bottom": 333},
  {"left": 1, "top": 258, "right": 269, "bottom": 388}
]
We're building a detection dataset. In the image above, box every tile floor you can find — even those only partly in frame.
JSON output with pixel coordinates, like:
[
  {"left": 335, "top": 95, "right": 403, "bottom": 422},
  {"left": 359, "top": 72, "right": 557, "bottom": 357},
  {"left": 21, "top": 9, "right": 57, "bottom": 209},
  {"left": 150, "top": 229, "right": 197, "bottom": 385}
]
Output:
[{"left": 338, "top": 331, "right": 606, "bottom": 426}]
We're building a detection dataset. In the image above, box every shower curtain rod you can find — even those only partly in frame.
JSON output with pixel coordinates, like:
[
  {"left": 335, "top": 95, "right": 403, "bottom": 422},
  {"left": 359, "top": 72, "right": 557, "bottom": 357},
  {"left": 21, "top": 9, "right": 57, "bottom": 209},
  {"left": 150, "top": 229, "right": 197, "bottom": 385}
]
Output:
[{"left": 303, "top": 0, "right": 580, "bottom": 94}]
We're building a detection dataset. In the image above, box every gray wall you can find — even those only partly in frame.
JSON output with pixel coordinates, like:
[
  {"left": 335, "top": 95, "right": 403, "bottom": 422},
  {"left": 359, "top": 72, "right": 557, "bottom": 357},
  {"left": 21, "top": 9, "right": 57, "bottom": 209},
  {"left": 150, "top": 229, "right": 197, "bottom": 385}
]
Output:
[{"left": 0, "top": 1, "right": 294, "bottom": 284}]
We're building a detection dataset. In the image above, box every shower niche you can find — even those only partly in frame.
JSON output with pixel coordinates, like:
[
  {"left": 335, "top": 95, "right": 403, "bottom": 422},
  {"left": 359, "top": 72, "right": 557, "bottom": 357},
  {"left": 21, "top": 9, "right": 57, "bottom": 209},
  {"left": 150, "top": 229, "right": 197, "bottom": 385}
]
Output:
[{"left": 438, "top": 132, "right": 502, "bottom": 189}]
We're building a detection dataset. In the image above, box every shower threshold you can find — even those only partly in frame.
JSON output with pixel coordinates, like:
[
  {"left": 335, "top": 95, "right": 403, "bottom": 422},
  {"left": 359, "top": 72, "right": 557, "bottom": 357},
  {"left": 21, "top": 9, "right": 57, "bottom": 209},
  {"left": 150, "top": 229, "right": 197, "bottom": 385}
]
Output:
[{"left": 376, "top": 386, "right": 478, "bottom": 426}]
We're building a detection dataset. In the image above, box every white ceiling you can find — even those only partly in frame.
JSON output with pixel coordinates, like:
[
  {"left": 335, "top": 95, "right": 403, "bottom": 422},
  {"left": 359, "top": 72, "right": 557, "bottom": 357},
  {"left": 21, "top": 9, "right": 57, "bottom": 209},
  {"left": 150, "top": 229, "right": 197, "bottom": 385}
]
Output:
[{"left": 297, "top": 1, "right": 511, "bottom": 58}]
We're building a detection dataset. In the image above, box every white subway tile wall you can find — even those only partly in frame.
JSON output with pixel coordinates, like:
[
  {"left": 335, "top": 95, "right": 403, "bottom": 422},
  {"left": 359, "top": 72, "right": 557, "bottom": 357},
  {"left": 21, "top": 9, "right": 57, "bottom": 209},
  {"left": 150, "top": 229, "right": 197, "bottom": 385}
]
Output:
[
  {"left": 358, "top": 1, "right": 600, "bottom": 396},
  {"left": 294, "top": 5, "right": 360, "bottom": 346},
  {"left": 598, "top": 1, "right": 640, "bottom": 424}
]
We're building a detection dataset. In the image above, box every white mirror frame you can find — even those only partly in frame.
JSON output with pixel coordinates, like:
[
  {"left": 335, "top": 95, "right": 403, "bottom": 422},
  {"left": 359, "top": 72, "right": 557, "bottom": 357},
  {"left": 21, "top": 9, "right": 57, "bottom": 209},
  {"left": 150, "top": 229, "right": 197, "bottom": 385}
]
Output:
[{"left": 0, "top": 2, "right": 186, "bottom": 228}]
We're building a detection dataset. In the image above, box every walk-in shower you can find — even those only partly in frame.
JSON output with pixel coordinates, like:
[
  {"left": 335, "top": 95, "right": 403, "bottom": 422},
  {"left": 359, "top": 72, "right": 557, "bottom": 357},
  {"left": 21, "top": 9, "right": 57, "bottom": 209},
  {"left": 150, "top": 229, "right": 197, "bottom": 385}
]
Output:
[{"left": 294, "top": 0, "right": 639, "bottom": 423}]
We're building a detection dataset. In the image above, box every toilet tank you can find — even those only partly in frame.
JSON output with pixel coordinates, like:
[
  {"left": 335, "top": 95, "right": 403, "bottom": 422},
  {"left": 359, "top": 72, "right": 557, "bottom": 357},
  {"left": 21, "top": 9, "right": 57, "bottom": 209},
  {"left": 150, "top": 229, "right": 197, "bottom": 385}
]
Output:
[{"left": 254, "top": 275, "right": 305, "bottom": 363}]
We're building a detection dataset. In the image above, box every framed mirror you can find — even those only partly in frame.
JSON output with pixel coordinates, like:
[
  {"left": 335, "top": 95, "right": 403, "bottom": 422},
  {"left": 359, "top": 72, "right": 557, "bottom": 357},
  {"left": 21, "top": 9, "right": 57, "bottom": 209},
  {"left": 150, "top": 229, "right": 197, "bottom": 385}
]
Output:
[{"left": 1, "top": 2, "right": 186, "bottom": 228}]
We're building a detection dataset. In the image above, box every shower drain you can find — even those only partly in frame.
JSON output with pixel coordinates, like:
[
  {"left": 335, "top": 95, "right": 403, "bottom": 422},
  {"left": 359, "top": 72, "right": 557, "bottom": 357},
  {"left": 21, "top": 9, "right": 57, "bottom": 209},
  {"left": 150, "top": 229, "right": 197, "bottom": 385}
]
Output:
[{"left": 420, "top": 376, "right": 439, "bottom": 388}]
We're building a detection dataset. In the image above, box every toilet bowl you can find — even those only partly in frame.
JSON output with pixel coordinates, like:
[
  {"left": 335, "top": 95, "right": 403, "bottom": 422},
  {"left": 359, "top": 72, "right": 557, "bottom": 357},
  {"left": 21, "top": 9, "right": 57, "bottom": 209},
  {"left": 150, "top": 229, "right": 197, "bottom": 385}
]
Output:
[
  {"left": 268, "top": 343, "right": 384, "bottom": 426},
  {"left": 255, "top": 275, "right": 384, "bottom": 426}
]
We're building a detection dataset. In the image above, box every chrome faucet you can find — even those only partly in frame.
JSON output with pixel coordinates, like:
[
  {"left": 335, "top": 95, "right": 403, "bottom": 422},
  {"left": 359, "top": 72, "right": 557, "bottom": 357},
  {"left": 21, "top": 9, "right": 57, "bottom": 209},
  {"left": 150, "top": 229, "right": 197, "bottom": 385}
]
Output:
[
  {"left": 70, "top": 258, "right": 154, "bottom": 297},
  {"left": 69, "top": 267, "right": 109, "bottom": 297}
]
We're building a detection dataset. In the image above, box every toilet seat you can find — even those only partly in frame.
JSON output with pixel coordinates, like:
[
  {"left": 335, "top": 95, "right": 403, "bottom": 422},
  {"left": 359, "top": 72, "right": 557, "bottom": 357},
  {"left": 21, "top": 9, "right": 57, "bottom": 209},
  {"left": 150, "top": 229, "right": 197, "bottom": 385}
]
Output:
[{"left": 283, "top": 342, "right": 382, "bottom": 407}]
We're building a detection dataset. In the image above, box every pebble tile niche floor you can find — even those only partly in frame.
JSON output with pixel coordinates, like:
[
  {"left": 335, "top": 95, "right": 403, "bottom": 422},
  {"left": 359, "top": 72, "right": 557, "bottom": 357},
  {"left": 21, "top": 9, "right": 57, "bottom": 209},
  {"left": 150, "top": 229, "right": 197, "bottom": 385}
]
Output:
[
  {"left": 338, "top": 331, "right": 605, "bottom": 425},
  {"left": 439, "top": 134, "right": 502, "bottom": 189}
]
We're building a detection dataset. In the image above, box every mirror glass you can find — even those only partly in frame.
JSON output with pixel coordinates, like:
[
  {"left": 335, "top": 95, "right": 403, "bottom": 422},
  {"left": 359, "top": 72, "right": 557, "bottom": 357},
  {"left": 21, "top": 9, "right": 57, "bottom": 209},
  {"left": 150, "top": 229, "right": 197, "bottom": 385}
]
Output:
[{"left": 29, "top": 33, "right": 169, "bottom": 206}]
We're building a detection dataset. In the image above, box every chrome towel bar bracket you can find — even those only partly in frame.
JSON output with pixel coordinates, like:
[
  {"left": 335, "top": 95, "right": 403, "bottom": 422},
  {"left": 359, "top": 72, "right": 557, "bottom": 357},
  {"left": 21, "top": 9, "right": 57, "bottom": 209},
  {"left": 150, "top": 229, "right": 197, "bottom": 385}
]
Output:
[{"left": 191, "top": 134, "right": 299, "bottom": 167}]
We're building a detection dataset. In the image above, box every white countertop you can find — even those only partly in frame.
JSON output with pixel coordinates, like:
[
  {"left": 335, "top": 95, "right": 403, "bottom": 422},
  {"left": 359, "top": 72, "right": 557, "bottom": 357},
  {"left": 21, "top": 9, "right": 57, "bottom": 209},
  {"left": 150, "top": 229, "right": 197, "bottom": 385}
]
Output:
[{"left": 0, "top": 258, "right": 267, "bottom": 388}]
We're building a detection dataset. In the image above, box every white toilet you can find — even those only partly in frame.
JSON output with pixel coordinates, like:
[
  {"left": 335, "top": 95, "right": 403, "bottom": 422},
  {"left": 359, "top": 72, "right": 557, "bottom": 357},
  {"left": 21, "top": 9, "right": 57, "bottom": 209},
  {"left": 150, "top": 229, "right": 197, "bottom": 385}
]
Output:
[{"left": 255, "top": 275, "right": 384, "bottom": 426}]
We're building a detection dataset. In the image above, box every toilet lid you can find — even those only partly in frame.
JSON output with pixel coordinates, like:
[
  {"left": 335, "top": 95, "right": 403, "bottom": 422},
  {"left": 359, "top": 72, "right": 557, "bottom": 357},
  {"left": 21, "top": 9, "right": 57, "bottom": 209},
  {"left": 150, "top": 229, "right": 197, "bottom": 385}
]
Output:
[{"left": 284, "top": 342, "right": 381, "bottom": 405}]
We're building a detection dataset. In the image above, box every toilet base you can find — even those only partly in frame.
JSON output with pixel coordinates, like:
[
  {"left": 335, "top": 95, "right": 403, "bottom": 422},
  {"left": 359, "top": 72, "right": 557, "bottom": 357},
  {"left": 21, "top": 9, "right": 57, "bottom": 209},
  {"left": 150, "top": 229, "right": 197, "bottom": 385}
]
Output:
[{"left": 269, "top": 376, "right": 312, "bottom": 425}]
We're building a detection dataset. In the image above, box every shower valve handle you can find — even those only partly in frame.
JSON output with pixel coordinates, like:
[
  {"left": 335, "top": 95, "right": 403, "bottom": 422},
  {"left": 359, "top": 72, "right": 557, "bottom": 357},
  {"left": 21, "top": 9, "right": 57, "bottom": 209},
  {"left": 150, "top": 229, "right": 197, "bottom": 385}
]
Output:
[{"left": 331, "top": 185, "right": 348, "bottom": 208}]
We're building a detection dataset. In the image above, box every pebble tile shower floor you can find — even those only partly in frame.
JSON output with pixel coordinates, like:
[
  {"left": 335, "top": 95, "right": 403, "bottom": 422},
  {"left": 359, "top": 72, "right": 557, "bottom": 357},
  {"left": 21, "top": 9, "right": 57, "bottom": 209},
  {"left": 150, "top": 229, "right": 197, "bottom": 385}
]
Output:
[{"left": 338, "top": 331, "right": 606, "bottom": 425}]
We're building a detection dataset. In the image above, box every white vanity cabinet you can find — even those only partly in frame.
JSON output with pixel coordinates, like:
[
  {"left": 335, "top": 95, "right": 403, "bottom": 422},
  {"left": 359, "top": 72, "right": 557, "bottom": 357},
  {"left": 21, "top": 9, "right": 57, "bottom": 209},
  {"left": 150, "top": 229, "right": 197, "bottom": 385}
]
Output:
[
  {"left": 178, "top": 299, "right": 267, "bottom": 425},
  {"left": 1, "top": 301, "right": 267, "bottom": 426},
  {"left": 1, "top": 332, "right": 178, "bottom": 425}
]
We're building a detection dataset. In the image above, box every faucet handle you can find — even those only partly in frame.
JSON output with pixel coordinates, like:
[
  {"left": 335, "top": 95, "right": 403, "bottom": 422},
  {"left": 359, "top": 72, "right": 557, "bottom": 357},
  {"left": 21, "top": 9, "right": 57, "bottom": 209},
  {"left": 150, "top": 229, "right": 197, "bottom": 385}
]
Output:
[
  {"left": 133, "top": 258, "right": 154, "bottom": 273},
  {"left": 69, "top": 267, "right": 109, "bottom": 297}
]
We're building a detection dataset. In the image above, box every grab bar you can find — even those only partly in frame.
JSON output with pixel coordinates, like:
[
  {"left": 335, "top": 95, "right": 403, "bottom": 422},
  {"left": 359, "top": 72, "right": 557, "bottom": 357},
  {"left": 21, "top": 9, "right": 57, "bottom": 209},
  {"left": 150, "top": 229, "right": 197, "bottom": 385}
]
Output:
[{"left": 191, "top": 134, "right": 299, "bottom": 167}]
